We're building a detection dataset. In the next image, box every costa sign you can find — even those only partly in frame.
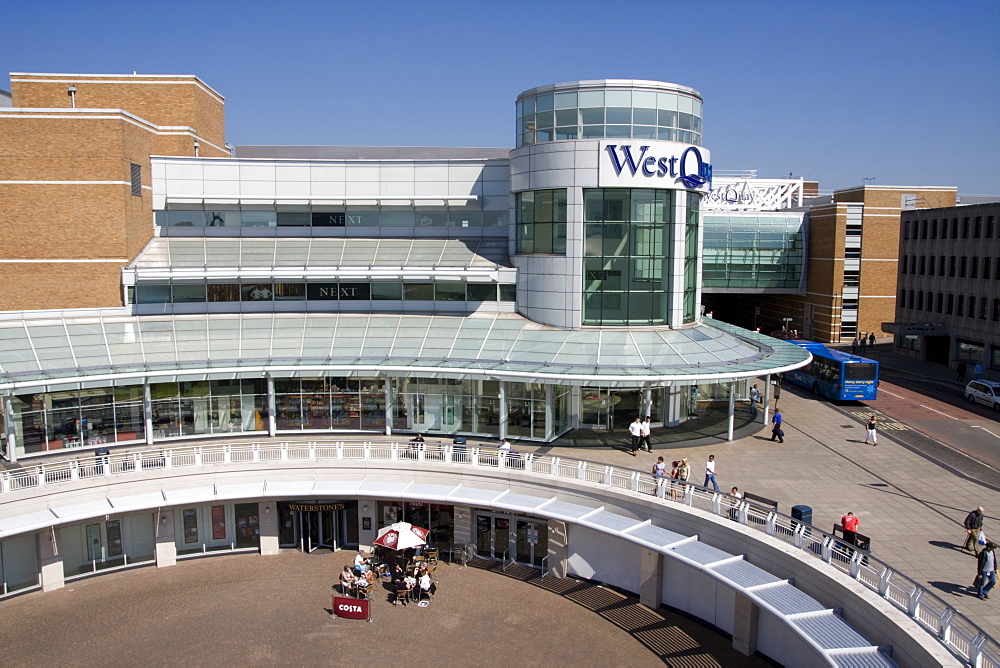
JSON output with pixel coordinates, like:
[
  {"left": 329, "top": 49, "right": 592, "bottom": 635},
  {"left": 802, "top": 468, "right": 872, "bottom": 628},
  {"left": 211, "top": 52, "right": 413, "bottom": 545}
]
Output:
[
  {"left": 598, "top": 140, "right": 712, "bottom": 192},
  {"left": 333, "top": 596, "right": 370, "bottom": 620}
]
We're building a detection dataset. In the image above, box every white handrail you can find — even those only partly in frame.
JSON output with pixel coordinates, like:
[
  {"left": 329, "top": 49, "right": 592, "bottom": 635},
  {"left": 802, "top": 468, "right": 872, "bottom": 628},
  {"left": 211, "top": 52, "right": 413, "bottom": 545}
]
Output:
[{"left": 0, "top": 438, "right": 995, "bottom": 665}]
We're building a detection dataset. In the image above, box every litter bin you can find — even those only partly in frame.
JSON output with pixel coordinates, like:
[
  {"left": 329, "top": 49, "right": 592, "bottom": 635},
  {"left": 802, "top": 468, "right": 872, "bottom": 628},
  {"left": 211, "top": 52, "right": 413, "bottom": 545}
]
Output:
[
  {"left": 451, "top": 437, "right": 467, "bottom": 463},
  {"left": 791, "top": 504, "right": 812, "bottom": 536}
]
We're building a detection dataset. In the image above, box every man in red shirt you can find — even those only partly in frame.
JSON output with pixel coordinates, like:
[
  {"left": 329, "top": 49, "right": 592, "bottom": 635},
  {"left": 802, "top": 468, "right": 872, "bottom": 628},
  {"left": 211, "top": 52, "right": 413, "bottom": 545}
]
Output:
[{"left": 841, "top": 512, "right": 860, "bottom": 547}]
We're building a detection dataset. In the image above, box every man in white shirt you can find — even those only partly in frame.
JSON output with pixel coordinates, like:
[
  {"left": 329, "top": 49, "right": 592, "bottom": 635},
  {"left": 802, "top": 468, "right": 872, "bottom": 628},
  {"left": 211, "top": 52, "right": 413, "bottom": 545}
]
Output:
[
  {"left": 419, "top": 571, "right": 433, "bottom": 600},
  {"left": 640, "top": 416, "right": 652, "bottom": 452},
  {"left": 628, "top": 418, "right": 642, "bottom": 456},
  {"left": 704, "top": 455, "right": 720, "bottom": 492}
]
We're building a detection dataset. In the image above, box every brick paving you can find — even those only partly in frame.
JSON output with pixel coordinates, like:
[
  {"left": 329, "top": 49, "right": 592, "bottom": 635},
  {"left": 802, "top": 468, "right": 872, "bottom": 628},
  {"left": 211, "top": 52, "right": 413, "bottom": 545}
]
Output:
[{"left": 1, "top": 550, "right": 764, "bottom": 667}]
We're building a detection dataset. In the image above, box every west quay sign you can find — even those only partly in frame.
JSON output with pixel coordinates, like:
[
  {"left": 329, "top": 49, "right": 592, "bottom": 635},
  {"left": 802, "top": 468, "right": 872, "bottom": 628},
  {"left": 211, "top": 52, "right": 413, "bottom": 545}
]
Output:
[{"left": 598, "top": 140, "right": 712, "bottom": 192}]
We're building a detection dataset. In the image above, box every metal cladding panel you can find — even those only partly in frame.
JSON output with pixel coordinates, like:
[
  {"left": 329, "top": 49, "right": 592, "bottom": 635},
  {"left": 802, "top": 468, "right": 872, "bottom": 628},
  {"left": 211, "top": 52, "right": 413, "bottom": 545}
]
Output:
[
  {"left": 752, "top": 582, "right": 826, "bottom": 615},
  {"left": 0, "top": 509, "right": 58, "bottom": 536},
  {"left": 215, "top": 483, "right": 266, "bottom": 500},
  {"left": 108, "top": 492, "right": 168, "bottom": 513},
  {"left": 311, "top": 480, "right": 364, "bottom": 495},
  {"left": 669, "top": 539, "right": 734, "bottom": 565},
  {"left": 357, "top": 480, "right": 411, "bottom": 496},
  {"left": 625, "top": 523, "right": 688, "bottom": 547},
  {"left": 581, "top": 510, "right": 643, "bottom": 533},
  {"left": 493, "top": 492, "right": 549, "bottom": 512},
  {"left": 711, "top": 559, "right": 782, "bottom": 589},
  {"left": 50, "top": 499, "right": 115, "bottom": 522},
  {"left": 792, "top": 613, "right": 875, "bottom": 650},
  {"left": 263, "top": 481, "right": 317, "bottom": 496},
  {"left": 162, "top": 486, "right": 216, "bottom": 504},
  {"left": 401, "top": 483, "right": 459, "bottom": 499},
  {"left": 831, "top": 650, "right": 897, "bottom": 668},
  {"left": 447, "top": 486, "right": 503, "bottom": 504},
  {"left": 541, "top": 499, "right": 597, "bottom": 521}
]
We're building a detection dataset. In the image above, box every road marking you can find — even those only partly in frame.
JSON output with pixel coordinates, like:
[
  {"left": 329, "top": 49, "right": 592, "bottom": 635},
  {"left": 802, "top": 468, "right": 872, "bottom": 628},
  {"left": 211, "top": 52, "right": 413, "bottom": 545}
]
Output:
[
  {"left": 879, "top": 389, "right": 906, "bottom": 399},
  {"left": 919, "top": 404, "right": 960, "bottom": 420},
  {"left": 971, "top": 426, "right": 1000, "bottom": 439}
]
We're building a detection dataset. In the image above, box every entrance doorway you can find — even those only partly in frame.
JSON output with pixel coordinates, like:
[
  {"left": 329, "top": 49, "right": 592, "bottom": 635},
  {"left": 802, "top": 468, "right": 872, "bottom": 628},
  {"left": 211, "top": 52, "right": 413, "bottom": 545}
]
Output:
[
  {"left": 924, "top": 335, "right": 950, "bottom": 365},
  {"left": 475, "top": 511, "right": 548, "bottom": 568},
  {"left": 278, "top": 502, "right": 356, "bottom": 552},
  {"left": 580, "top": 388, "right": 643, "bottom": 430}
]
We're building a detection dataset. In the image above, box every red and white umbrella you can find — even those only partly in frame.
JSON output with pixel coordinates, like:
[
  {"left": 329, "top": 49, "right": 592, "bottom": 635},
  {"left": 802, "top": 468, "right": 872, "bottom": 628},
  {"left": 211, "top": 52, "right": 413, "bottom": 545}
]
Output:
[{"left": 373, "top": 522, "right": 429, "bottom": 551}]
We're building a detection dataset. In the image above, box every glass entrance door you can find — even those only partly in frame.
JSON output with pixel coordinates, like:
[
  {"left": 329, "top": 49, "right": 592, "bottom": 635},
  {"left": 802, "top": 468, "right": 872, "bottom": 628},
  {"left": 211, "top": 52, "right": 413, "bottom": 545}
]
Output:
[
  {"left": 581, "top": 388, "right": 642, "bottom": 430},
  {"left": 299, "top": 511, "right": 338, "bottom": 553},
  {"left": 515, "top": 520, "right": 548, "bottom": 567},
  {"left": 475, "top": 513, "right": 511, "bottom": 559}
]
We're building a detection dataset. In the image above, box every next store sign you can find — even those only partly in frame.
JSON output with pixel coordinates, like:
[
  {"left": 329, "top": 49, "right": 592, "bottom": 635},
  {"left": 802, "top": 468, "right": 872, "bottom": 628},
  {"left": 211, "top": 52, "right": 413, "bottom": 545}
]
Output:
[{"left": 599, "top": 140, "right": 712, "bottom": 192}]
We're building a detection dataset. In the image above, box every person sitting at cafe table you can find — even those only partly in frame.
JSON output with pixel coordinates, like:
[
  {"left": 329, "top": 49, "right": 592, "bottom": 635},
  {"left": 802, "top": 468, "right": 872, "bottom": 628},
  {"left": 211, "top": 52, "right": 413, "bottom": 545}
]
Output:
[
  {"left": 419, "top": 570, "right": 432, "bottom": 597},
  {"left": 354, "top": 549, "right": 370, "bottom": 573},
  {"left": 340, "top": 565, "right": 357, "bottom": 596}
]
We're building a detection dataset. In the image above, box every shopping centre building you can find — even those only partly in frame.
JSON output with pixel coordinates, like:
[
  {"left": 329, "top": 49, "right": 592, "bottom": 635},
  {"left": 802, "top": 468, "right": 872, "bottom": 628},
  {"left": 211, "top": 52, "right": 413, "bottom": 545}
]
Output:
[
  {"left": 0, "top": 73, "right": 811, "bottom": 461},
  {"left": 0, "top": 73, "right": 987, "bottom": 667}
]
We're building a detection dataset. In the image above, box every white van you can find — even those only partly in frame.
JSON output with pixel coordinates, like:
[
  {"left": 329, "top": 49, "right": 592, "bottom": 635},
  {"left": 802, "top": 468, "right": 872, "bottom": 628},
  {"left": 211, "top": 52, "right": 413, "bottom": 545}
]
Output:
[{"left": 965, "top": 380, "right": 1000, "bottom": 412}]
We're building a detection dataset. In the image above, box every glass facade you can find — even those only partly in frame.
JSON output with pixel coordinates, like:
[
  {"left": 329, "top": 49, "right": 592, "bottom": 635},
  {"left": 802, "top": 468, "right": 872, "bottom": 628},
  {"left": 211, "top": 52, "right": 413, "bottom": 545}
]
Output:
[
  {"left": 135, "top": 280, "right": 516, "bottom": 306},
  {"left": 516, "top": 189, "right": 567, "bottom": 254},
  {"left": 12, "top": 387, "right": 145, "bottom": 454},
  {"left": 684, "top": 193, "right": 699, "bottom": 323},
  {"left": 517, "top": 88, "right": 702, "bottom": 148},
  {"left": 155, "top": 208, "right": 508, "bottom": 229},
  {"left": 583, "top": 188, "right": 673, "bottom": 325},
  {"left": 392, "top": 378, "right": 499, "bottom": 435},
  {"left": 702, "top": 214, "right": 804, "bottom": 289},
  {"left": 150, "top": 380, "right": 267, "bottom": 438},
  {"left": 274, "top": 377, "right": 384, "bottom": 431}
]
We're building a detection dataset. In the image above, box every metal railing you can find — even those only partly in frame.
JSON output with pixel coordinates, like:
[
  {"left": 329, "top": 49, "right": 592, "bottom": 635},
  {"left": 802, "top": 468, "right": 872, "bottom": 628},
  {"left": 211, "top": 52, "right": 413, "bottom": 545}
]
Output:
[{"left": 0, "top": 439, "right": 996, "bottom": 667}]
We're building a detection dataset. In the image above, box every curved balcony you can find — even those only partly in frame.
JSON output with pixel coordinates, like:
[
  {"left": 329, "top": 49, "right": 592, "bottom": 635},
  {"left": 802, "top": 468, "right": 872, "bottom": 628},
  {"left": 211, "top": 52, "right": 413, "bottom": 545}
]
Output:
[{"left": 0, "top": 440, "right": 990, "bottom": 667}]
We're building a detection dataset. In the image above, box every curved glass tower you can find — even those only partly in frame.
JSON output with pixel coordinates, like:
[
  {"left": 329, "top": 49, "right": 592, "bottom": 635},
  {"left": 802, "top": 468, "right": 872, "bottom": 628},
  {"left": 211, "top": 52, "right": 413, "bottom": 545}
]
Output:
[{"left": 510, "top": 80, "right": 710, "bottom": 329}]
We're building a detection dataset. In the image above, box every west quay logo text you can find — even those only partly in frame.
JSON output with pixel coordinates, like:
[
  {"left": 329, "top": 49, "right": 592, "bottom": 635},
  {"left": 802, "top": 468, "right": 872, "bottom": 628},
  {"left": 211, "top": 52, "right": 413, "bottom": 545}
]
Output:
[{"left": 604, "top": 144, "right": 712, "bottom": 189}]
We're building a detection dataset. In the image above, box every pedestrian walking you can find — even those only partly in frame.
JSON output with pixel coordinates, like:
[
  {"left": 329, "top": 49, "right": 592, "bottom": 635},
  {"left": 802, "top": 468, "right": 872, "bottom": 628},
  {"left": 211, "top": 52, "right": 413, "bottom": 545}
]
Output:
[
  {"left": 957, "top": 360, "right": 967, "bottom": 382},
  {"left": 864, "top": 414, "right": 878, "bottom": 445},
  {"left": 851, "top": 337, "right": 859, "bottom": 354},
  {"left": 641, "top": 415, "right": 652, "bottom": 452},
  {"left": 841, "top": 511, "right": 860, "bottom": 547},
  {"left": 868, "top": 332, "right": 876, "bottom": 348},
  {"left": 770, "top": 410, "right": 784, "bottom": 442},
  {"left": 628, "top": 417, "right": 642, "bottom": 456},
  {"left": 859, "top": 336, "right": 867, "bottom": 353},
  {"left": 975, "top": 362, "right": 984, "bottom": 380},
  {"left": 704, "top": 454, "right": 720, "bottom": 492},
  {"left": 963, "top": 506, "right": 986, "bottom": 554},
  {"left": 976, "top": 542, "right": 997, "bottom": 600}
]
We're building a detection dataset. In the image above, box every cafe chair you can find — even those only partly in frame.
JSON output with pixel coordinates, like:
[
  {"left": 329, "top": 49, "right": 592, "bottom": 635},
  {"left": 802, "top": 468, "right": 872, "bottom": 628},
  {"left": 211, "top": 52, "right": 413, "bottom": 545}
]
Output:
[
  {"left": 424, "top": 549, "right": 438, "bottom": 564},
  {"left": 393, "top": 587, "right": 409, "bottom": 607}
]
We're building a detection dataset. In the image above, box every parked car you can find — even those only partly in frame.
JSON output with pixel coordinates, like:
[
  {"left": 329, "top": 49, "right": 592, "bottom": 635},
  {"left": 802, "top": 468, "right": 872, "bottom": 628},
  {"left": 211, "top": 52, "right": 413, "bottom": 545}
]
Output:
[{"left": 965, "top": 380, "right": 1000, "bottom": 412}]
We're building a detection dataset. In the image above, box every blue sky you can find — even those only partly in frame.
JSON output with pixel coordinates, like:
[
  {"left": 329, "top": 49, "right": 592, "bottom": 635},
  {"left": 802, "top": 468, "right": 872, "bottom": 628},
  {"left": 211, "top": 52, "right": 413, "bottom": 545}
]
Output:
[{"left": 2, "top": 0, "right": 998, "bottom": 194}]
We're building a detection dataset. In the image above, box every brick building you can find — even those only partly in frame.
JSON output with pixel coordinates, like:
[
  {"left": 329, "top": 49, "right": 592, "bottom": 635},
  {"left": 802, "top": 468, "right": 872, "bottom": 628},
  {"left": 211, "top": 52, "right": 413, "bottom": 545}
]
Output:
[{"left": 0, "top": 73, "right": 226, "bottom": 311}]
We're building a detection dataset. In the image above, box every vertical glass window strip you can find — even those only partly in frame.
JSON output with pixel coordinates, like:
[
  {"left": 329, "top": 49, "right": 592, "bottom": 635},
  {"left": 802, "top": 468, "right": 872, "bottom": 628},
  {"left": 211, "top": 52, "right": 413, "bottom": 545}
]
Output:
[
  {"left": 515, "top": 189, "right": 567, "bottom": 255},
  {"left": 683, "top": 192, "right": 699, "bottom": 323},
  {"left": 582, "top": 189, "right": 673, "bottom": 325}
]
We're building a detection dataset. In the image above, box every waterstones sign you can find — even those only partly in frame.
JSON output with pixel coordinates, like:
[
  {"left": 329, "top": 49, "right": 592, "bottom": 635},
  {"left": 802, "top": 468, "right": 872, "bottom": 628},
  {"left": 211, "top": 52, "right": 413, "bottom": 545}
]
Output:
[{"left": 598, "top": 140, "right": 712, "bottom": 192}]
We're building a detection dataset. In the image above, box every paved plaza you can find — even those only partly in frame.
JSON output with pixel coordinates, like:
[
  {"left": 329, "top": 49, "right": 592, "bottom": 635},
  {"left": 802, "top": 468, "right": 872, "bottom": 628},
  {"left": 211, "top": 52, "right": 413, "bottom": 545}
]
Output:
[
  {"left": 1, "top": 550, "right": 764, "bottom": 667},
  {"left": 535, "top": 374, "right": 1000, "bottom": 638}
]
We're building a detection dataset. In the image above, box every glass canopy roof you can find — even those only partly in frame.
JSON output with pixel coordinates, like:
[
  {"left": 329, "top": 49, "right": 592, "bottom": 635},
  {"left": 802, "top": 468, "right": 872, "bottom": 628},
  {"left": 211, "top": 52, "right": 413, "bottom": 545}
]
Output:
[
  {"left": 133, "top": 238, "right": 512, "bottom": 270},
  {"left": 0, "top": 313, "right": 810, "bottom": 390}
]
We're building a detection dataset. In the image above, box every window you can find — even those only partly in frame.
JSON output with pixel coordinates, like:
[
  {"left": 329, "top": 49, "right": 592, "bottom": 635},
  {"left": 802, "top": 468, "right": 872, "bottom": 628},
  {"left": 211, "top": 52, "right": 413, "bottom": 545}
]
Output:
[
  {"left": 987, "top": 216, "right": 995, "bottom": 238},
  {"left": 984, "top": 257, "right": 992, "bottom": 279},
  {"left": 907, "top": 290, "right": 914, "bottom": 309},
  {"left": 949, "top": 256, "right": 956, "bottom": 277},
  {"left": 916, "top": 291, "right": 923, "bottom": 310},
  {"left": 980, "top": 297, "right": 988, "bottom": 320},
  {"left": 971, "top": 257, "right": 979, "bottom": 278},
  {"left": 957, "top": 295, "right": 964, "bottom": 315},
  {"left": 928, "top": 257, "right": 935, "bottom": 276},
  {"left": 939, "top": 256, "right": 946, "bottom": 275},
  {"left": 919, "top": 256, "right": 926, "bottom": 274},
  {"left": 968, "top": 296, "right": 976, "bottom": 317},
  {"left": 947, "top": 294, "right": 954, "bottom": 315},
  {"left": 963, "top": 217, "right": 970, "bottom": 238},
  {"left": 130, "top": 163, "right": 142, "bottom": 196},
  {"left": 901, "top": 255, "right": 907, "bottom": 274},
  {"left": 993, "top": 299, "right": 1000, "bottom": 322},
  {"left": 951, "top": 218, "right": 959, "bottom": 237},
  {"left": 931, "top": 219, "right": 938, "bottom": 239},
  {"left": 920, "top": 220, "right": 928, "bottom": 239},
  {"left": 516, "top": 189, "right": 567, "bottom": 255},
  {"left": 903, "top": 221, "right": 910, "bottom": 240},
  {"left": 936, "top": 292, "right": 943, "bottom": 313},
  {"left": 974, "top": 217, "right": 982, "bottom": 238},
  {"left": 960, "top": 257, "right": 967, "bottom": 278}
]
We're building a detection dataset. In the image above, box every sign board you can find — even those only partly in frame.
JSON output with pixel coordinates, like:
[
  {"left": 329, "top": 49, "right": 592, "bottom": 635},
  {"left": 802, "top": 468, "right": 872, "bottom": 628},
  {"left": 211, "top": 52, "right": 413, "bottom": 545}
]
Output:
[
  {"left": 599, "top": 140, "right": 712, "bottom": 192},
  {"left": 333, "top": 596, "right": 369, "bottom": 620}
]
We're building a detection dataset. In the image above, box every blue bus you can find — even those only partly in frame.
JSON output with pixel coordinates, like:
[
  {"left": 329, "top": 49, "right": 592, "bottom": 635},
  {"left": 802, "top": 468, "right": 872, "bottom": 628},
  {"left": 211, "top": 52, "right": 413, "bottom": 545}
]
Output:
[{"left": 783, "top": 340, "right": 879, "bottom": 401}]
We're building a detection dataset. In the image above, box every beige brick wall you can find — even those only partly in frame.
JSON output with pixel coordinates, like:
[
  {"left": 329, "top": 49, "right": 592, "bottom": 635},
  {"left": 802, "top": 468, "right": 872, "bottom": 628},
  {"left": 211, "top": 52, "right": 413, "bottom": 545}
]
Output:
[
  {"left": 0, "top": 263, "right": 124, "bottom": 311},
  {"left": 10, "top": 74, "right": 225, "bottom": 149}
]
